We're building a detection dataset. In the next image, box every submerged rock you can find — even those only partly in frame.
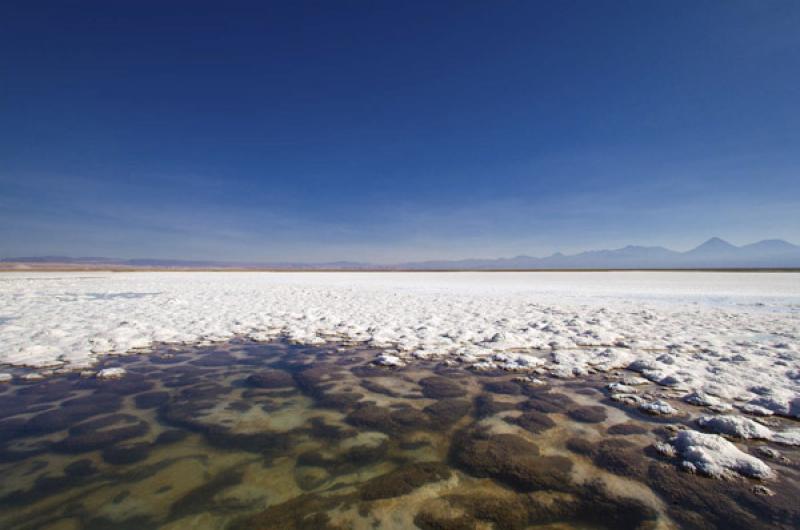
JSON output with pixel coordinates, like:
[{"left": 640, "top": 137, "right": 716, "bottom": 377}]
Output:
[
  {"left": 54, "top": 413, "right": 149, "bottom": 453},
  {"left": 419, "top": 376, "right": 467, "bottom": 399},
  {"left": 572, "top": 438, "right": 650, "bottom": 480},
  {"left": 359, "top": 378, "right": 399, "bottom": 397},
  {"left": 189, "top": 352, "right": 239, "bottom": 367},
  {"left": 294, "top": 465, "right": 330, "bottom": 491},
  {"left": 316, "top": 391, "right": 363, "bottom": 410},
  {"left": 451, "top": 429, "right": 573, "bottom": 492},
  {"left": 510, "top": 411, "right": 556, "bottom": 434},
  {"left": 229, "top": 491, "right": 346, "bottom": 530},
  {"left": 245, "top": 369, "right": 295, "bottom": 389},
  {"left": 179, "top": 383, "right": 229, "bottom": 401},
  {"left": 648, "top": 464, "right": 795, "bottom": 530},
  {"left": 483, "top": 380, "right": 522, "bottom": 395},
  {"left": 520, "top": 391, "right": 576, "bottom": 413},
  {"left": 345, "top": 404, "right": 396, "bottom": 433},
  {"left": 474, "top": 394, "right": 516, "bottom": 418},
  {"left": 415, "top": 490, "right": 529, "bottom": 530},
  {"left": 101, "top": 442, "right": 151, "bottom": 465},
  {"left": 345, "top": 401, "right": 433, "bottom": 435},
  {"left": 423, "top": 398, "right": 471, "bottom": 427},
  {"left": 568, "top": 406, "right": 607, "bottom": 423},
  {"left": 570, "top": 435, "right": 658, "bottom": 481},
  {"left": 134, "top": 391, "right": 170, "bottom": 409},
  {"left": 158, "top": 399, "right": 291, "bottom": 454},
  {"left": 15, "top": 378, "right": 75, "bottom": 403},
  {"left": 155, "top": 429, "right": 189, "bottom": 444},
  {"left": 391, "top": 405, "right": 430, "bottom": 427},
  {"left": 359, "top": 461, "right": 451, "bottom": 500},
  {"left": 607, "top": 423, "right": 648, "bottom": 436},
  {"left": 17, "top": 393, "right": 125, "bottom": 438},
  {"left": 64, "top": 458, "right": 98, "bottom": 478}
]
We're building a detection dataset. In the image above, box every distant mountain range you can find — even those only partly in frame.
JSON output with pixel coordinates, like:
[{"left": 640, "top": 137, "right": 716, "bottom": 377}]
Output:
[
  {"left": 2, "top": 237, "right": 800, "bottom": 270},
  {"left": 397, "top": 238, "right": 800, "bottom": 269}
]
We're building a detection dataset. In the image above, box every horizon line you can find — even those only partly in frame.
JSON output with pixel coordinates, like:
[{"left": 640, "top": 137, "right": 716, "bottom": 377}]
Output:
[{"left": 2, "top": 235, "right": 799, "bottom": 266}]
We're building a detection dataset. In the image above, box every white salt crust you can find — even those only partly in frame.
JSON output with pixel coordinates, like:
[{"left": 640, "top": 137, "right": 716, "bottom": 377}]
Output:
[
  {"left": 671, "top": 430, "right": 774, "bottom": 480},
  {"left": 639, "top": 399, "right": 678, "bottom": 416},
  {"left": 697, "top": 415, "right": 800, "bottom": 446},
  {"left": 95, "top": 367, "right": 127, "bottom": 380},
  {"left": 0, "top": 271, "right": 798, "bottom": 417}
]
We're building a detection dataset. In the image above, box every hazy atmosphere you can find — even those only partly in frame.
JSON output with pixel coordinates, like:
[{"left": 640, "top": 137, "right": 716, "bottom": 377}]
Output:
[{"left": 2, "top": 2, "right": 799, "bottom": 262}]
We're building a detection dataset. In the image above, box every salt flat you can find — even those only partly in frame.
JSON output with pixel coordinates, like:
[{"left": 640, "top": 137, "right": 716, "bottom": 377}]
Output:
[{"left": 1, "top": 271, "right": 798, "bottom": 416}]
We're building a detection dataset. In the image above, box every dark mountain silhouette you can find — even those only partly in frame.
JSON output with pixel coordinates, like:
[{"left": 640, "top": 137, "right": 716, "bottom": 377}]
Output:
[{"left": 2, "top": 238, "right": 799, "bottom": 270}]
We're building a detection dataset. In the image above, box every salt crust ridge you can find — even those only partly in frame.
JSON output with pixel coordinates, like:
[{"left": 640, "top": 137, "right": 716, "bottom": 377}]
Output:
[
  {"left": 0, "top": 271, "right": 798, "bottom": 417},
  {"left": 697, "top": 415, "right": 800, "bottom": 446},
  {"left": 671, "top": 430, "right": 774, "bottom": 479}
]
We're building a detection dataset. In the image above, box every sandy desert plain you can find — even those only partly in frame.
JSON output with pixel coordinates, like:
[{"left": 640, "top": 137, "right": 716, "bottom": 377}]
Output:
[{"left": 0, "top": 270, "right": 798, "bottom": 530}]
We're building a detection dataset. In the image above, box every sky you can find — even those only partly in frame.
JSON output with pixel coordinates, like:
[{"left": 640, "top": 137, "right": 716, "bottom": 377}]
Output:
[{"left": 1, "top": 1, "right": 799, "bottom": 263}]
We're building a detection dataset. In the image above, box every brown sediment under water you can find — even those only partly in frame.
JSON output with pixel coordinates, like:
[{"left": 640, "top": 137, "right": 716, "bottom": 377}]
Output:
[{"left": 0, "top": 340, "right": 798, "bottom": 530}]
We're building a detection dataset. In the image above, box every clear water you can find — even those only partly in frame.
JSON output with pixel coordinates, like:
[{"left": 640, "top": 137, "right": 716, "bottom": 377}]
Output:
[{"left": 0, "top": 340, "right": 796, "bottom": 530}]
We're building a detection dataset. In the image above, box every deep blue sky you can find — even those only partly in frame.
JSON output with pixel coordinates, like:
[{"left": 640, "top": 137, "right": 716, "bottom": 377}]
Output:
[{"left": 2, "top": 1, "right": 798, "bottom": 262}]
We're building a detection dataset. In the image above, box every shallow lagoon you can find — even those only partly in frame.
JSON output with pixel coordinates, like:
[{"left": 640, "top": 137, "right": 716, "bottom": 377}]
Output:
[{"left": 0, "top": 340, "right": 797, "bottom": 529}]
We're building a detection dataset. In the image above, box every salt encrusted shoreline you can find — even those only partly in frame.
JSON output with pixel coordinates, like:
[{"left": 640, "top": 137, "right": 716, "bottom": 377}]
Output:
[{"left": 1, "top": 271, "right": 798, "bottom": 418}]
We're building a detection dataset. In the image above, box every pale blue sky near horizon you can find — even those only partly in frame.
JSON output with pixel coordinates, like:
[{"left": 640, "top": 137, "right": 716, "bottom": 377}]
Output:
[{"left": 1, "top": 1, "right": 799, "bottom": 263}]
